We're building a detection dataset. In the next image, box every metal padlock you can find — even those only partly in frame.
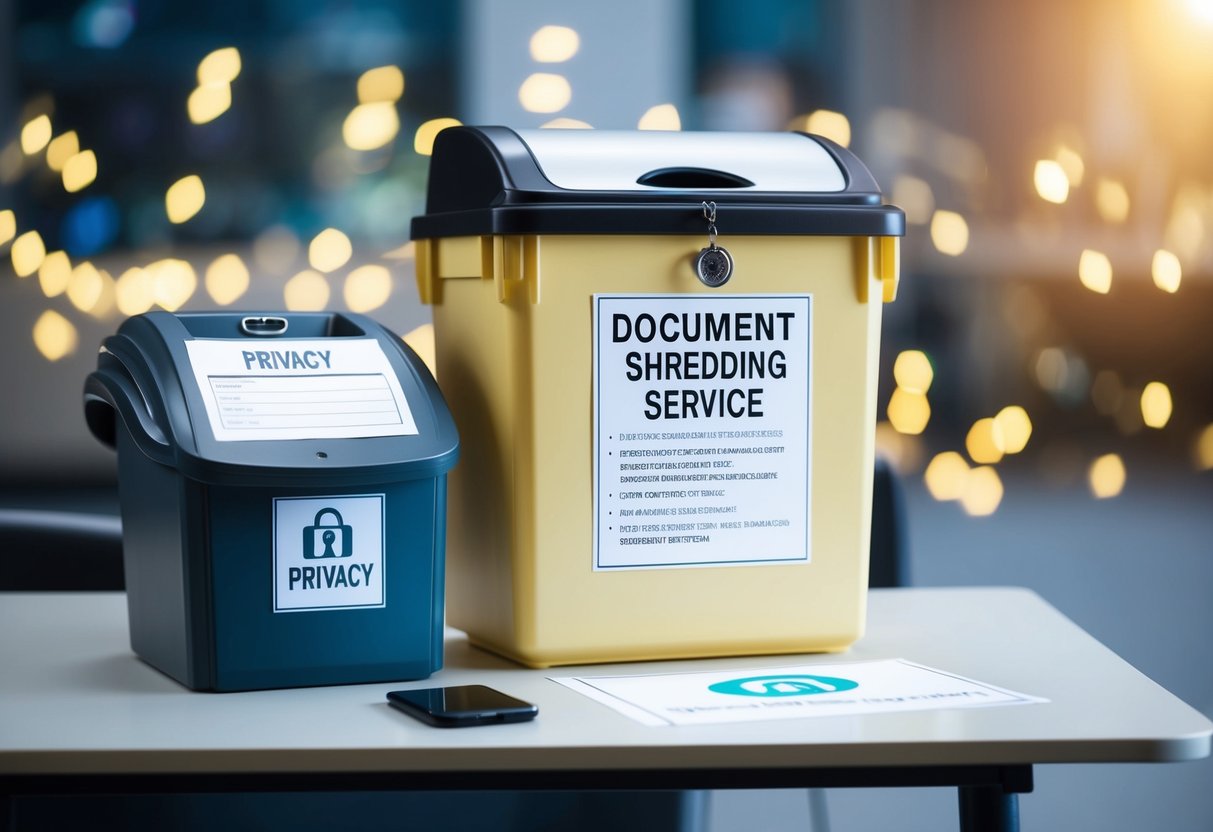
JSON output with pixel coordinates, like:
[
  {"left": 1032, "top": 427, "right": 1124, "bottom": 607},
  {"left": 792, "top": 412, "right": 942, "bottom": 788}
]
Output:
[{"left": 303, "top": 507, "right": 353, "bottom": 559}]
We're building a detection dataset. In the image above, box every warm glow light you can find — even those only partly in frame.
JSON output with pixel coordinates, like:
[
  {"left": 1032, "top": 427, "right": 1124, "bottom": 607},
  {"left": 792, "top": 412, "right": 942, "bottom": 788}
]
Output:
[
  {"left": 891, "top": 175, "right": 934, "bottom": 225},
  {"left": 518, "top": 73, "right": 572, "bottom": 113},
  {"left": 382, "top": 241, "right": 415, "bottom": 260},
  {"left": 1034, "top": 159, "right": 1069, "bottom": 203},
  {"left": 1166, "top": 189, "right": 1206, "bottom": 260},
  {"left": 960, "top": 466, "right": 1003, "bottom": 516},
  {"left": 529, "top": 25, "right": 580, "bottom": 62},
  {"left": 414, "top": 118, "right": 462, "bottom": 156},
  {"left": 638, "top": 104, "right": 681, "bottom": 131},
  {"left": 147, "top": 258, "right": 198, "bottom": 311},
  {"left": 893, "top": 350, "right": 933, "bottom": 394},
  {"left": 402, "top": 323, "right": 437, "bottom": 378},
  {"left": 541, "top": 117, "right": 593, "bottom": 129},
  {"left": 205, "top": 253, "right": 251, "bottom": 306},
  {"left": 966, "top": 418, "right": 1005, "bottom": 465},
  {"left": 930, "top": 210, "right": 969, "bottom": 256},
  {"left": 284, "top": 269, "right": 330, "bottom": 311},
  {"left": 1194, "top": 424, "right": 1213, "bottom": 470},
  {"left": 1140, "top": 382, "right": 1173, "bottom": 429},
  {"left": 1187, "top": 0, "right": 1213, "bottom": 23},
  {"left": 11, "top": 230, "right": 46, "bottom": 277},
  {"left": 1056, "top": 146, "right": 1084, "bottom": 187},
  {"left": 1034, "top": 347, "right": 1070, "bottom": 392},
  {"left": 166, "top": 175, "right": 206, "bottom": 223},
  {"left": 804, "top": 109, "right": 851, "bottom": 148},
  {"left": 46, "top": 131, "right": 80, "bottom": 172},
  {"left": 115, "top": 267, "right": 154, "bottom": 316},
  {"left": 308, "top": 228, "right": 353, "bottom": 273},
  {"left": 886, "top": 388, "right": 931, "bottom": 435},
  {"left": 62, "top": 150, "right": 97, "bottom": 192},
  {"left": 21, "top": 115, "right": 52, "bottom": 155},
  {"left": 357, "top": 65, "right": 405, "bottom": 104},
  {"left": 188, "top": 82, "right": 232, "bottom": 124},
  {"left": 994, "top": 406, "right": 1032, "bottom": 454},
  {"left": 343, "top": 264, "right": 392, "bottom": 312},
  {"left": 66, "top": 261, "right": 104, "bottom": 312},
  {"left": 1151, "top": 249, "right": 1182, "bottom": 293},
  {"left": 38, "top": 250, "right": 71, "bottom": 297},
  {"left": 197, "top": 47, "right": 241, "bottom": 85},
  {"left": 0, "top": 209, "right": 14, "bottom": 245},
  {"left": 32, "top": 310, "right": 78, "bottom": 362},
  {"left": 342, "top": 102, "right": 400, "bottom": 151},
  {"left": 1095, "top": 178, "right": 1130, "bottom": 223},
  {"left": 1078, "top": 249, "right": 1112, "bottom": 294},
  {"left": 924, "top": 451, "right": 969, "bottom": 501},
  {"left": 1089, "top": 454, "right": 1126, "bottom": 499}
]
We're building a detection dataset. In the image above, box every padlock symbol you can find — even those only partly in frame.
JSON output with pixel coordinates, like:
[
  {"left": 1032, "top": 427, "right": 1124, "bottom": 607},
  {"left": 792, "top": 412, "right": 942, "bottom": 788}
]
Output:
[{"left": 303, "top": 508, "right": 353, "bottom": 559}]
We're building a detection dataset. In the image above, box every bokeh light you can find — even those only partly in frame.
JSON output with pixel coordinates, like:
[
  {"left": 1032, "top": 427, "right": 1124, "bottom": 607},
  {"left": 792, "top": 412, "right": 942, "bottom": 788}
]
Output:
[
  {"left": 66, "top": 261, "right": 105, "bottom": 312},
  {"left": 37, "top": 250, "right": 71, "bottom": 297},
  {"left": 0, "top": 209, "right": 14, "bottom": 245},
  {"left": 994, "top": 406, "right": 1032, "bottom": 454},
  {"left": 803, "top": 109, "right": 851, "bottom": 148},
  {"left": 1194, "top": 424, "right": 1213, "bottom": 471},
  {"left": 308, "top": 228, "right": 352, "bottom": 273},
  {"left": 205, "top": 253, "right": 251, "bottom": 306},
  {"left": 518, "top": 73, "right": 572, "bottom": 113},
  {"left": 960, "top": 466, "right": 1003, "bottom": 516},
  {"left": 1140, "top": 382, "right": 1173, "bottom": 429},
  {"left": 924, "top": 451, "right": 969, "bottom": 501},
  {"left": 966, "top": 417, "right": 1005, "bottom": 464},
  {"left": 197, "top": 47, "right": 241, "bottom": 85},
  {"left": 893, "top": 350, "right": 933, "bottom": 394},
  {"left": 1055, "top": 145, "right": 1084, "bottom": 187},
  {"left": 1095, "top": 178, "right": 1130, "bottom": 223},
  {"left": 284, "top": 269, "right": 330, "bottom": 311},
  {"left": 147, "top": 258, "right": 197, "bottom": 311},
  {"left": 1034, "top": 159, "right": 1069, "bottom": 203},
  {"left": 541, "top": 117, "right": 592, "bottom": 129},
  {"left": 32, "top": 310, "right": 78, "bottom": 362},
  {"left": 1151, "top": 249, "right": 1182, "bottom": 293},
  {"left": 887, "top": 387, "right": 930, "bottom": 435},
  {"left": 11, "top": 230, "right": 46, "bottom": 277},
  {"left": 1089, "top": 454, "right": 1126, "bottom": 498},
  {"left": 402, "top": 323, "right": 437, "bottom": 378},
  {"left": 357, "top": 66, "right": 405, "bottom": 104},
  {"left": 115, "top": 267, "right": 154, "bottom": 316},
  {"left": 414, "top": 118, "right": 462, "bottom": 156},
  {"left": 930, "top": 210, "right": 969, "bottom": 256},
  {"left": 21, "top": 115, "right": 52, "bottom": 155},
  {"left": 343, "top": 264, "right": 392, "bottom": 312},
  {"left": 62, "top": 150, "right": 97, "bottom": 192},
  {"left": 45, "top": 131, "right": 79, "bottom": 172},
  {"left": 638, "top": 104, "right": 681, "bottom": 131},
  {"left": 166, "top": 175, "right": 206, "bottom": 223},
  {"left": 342, "top": 102, "right": 400, "bottom": 151},
  {"left": 188, "top": 83, "right": 232, "bottom": 124},
  {"left": 529, "top": 25, "right": 580, "bottom": 63},
  {"left": 1078, "top": 249, "right": 1112, "bottom": 294},
  {"left": 891, "top": 175, "right": 934, "bottom": 225}
]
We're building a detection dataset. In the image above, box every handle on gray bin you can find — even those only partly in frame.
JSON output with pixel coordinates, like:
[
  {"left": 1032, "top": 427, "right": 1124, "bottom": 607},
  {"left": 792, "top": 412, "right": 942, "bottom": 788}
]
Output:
[
  {"left": 636, "top": 167, "right": 755, "bottom": 189},
  {"left": 84, "top": 366, "right": 173, "bottom": 465}
]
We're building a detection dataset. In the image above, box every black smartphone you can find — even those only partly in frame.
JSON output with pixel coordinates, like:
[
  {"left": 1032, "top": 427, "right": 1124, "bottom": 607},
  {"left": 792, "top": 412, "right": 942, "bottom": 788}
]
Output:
[{"left": 386, "top": 685, "right": 539, "bottom": 728}]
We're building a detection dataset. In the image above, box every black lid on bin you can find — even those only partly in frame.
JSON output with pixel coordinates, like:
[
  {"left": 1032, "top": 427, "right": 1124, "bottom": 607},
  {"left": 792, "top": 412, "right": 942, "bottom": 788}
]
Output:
[
  {"left": 84, "top": 311, "right": 459, "bottom": 488},
  {"left": 411, "top": 126, "right": 904, "bottom": 239}
]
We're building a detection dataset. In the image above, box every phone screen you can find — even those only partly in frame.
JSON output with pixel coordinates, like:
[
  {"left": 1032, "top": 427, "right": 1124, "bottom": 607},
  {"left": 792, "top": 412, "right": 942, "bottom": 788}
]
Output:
[{"left": 387, "top": 685, "right": 538, "bottom": 727}]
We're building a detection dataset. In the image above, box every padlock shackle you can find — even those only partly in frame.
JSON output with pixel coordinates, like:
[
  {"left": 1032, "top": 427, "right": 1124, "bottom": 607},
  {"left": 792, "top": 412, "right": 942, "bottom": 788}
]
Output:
[{"left": 313, "top": 507, "right": 344, "bottom": 527}]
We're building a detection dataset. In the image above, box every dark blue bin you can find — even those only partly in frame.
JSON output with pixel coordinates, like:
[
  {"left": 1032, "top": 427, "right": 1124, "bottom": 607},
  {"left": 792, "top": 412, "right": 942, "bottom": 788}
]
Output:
[{"left": 84, "top": 311, "right": 459, "bottom": 691}]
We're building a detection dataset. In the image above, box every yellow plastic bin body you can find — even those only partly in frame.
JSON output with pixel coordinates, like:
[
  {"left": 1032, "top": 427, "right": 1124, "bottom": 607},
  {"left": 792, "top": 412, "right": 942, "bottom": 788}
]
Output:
[{"left": 413, "top": 127, "right": 904, "bottom": 667}]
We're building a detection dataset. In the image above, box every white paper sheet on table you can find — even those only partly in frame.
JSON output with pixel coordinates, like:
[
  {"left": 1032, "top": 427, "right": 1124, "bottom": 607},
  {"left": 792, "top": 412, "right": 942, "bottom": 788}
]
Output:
[{"left": 549, "top": 659, "right": 1048, "bottom": 727}]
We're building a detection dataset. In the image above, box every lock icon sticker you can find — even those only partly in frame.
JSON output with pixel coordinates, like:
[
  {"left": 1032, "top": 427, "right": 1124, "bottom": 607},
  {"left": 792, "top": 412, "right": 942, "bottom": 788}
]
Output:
[{"left": 303, "top": 508, "right": 353, "bottom": 559}]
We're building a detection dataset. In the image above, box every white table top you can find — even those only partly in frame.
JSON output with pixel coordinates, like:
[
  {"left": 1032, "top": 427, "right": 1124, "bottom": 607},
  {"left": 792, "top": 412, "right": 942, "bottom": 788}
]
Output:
[{"left": 1, "top": 587, "right": 1209, "bottom": 776}]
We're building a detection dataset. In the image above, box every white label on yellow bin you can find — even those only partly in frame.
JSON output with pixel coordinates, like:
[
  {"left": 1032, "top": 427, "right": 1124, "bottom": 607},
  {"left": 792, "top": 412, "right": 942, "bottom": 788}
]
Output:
[
  {"left": 184, "top": 338, "right": 417, "bottom": 442},
  {"left": 273, "top": 494, "right": 385, "bottom": 612},
  {"left": 593, "top": 294, "right": 812, "bottom": 570}
]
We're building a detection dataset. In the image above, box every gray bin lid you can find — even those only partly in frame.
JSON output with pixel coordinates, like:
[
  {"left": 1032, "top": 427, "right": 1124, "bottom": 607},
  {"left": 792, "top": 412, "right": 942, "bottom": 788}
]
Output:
[
  {"left": 410, "top": 126, "right": 904, "bottom": 239},
  {"left": 84, "top": 312, "right": 459, "bottom": 487}
]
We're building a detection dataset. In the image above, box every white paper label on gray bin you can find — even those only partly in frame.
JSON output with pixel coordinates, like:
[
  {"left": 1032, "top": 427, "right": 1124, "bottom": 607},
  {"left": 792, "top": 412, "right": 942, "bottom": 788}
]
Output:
[
  {"left": 273, "top": 494, "right": 385, "bottom": 612},
  {"left": 593, "top": 294, "right": 812, "bottom": 571},
  {"left": 184, "top": 338, "right": 418, "bottom": 442}
]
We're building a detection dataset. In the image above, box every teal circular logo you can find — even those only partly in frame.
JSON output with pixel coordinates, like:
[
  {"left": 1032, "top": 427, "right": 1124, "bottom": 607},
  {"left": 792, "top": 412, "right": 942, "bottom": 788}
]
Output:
[{"left": 708, "top": 674, "right": 859, "bottom": 697}]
